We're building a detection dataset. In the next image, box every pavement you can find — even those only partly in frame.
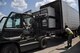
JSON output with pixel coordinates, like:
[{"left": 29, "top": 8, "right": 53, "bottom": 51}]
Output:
[{"left": 24, "top": 36, "right": 80, "bottom": 53}]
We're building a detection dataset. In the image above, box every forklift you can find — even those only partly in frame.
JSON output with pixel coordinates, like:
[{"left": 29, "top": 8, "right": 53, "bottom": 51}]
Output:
[{"left": 0, "top": 12, "right": 47, "bottom": 53}]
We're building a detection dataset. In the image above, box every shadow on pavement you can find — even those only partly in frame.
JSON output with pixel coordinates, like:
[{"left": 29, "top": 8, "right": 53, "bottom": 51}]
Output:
[
  {"left": 47, "top": 37, "right": 66, "bottom": 47},
  {"left": 60, "top": 41, "right": 80, "bottom": 53},
  {"left": 23, "top": 37, "right": 66, "bottom": 53}
]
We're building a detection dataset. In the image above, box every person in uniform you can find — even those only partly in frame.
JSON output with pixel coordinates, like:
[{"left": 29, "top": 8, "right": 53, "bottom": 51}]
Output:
[{"left": 65, "top": 25, "right": 73, "bottom": 48}]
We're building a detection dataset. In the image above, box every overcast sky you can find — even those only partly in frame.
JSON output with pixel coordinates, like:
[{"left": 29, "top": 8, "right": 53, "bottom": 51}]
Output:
[{"left": 0, "top": 0, "right": 79, "bottom": 19}]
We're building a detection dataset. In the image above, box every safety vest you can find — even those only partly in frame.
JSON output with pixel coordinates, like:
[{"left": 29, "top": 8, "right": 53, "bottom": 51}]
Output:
[{"left": 65, "top": 28, "right": 73, "bottom": 35}]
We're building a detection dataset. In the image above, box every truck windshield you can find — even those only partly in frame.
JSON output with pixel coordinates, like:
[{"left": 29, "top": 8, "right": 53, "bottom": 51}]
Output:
[{"left": 0, "top": 18, "right": 7, "bottom": 31}]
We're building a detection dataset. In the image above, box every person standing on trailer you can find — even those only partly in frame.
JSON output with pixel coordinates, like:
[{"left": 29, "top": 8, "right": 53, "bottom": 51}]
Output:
[{"left": 65, "top": 25, "right": 73, "bottom": 48}]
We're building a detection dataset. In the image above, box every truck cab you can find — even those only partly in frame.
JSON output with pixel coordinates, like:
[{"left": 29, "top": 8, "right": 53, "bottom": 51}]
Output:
[{"left": 0, "top": 12, "right": 47, "bottom": 53}]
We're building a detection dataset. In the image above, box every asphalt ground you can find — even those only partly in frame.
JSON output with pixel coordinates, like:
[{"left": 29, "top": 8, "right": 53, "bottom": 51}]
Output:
[{"left": 23, "top": 36, "right": 80, "bottom": 53}]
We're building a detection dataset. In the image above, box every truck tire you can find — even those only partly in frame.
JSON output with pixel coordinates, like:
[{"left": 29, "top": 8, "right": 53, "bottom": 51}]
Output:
[
  {"left": 1, "top": 44, "right": 19, "bottom": 53},
  {"left": 40, "top": 38, "right": 47, "bottom": 49}
]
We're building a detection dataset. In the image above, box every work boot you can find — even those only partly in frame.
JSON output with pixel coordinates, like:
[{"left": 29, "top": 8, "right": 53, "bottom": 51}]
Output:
[
  {"left": 69, "top": 45, "right": 72, "bottom": 47},
  {"left": 65, "top": 46, "right": 69, "bottom": 48}
]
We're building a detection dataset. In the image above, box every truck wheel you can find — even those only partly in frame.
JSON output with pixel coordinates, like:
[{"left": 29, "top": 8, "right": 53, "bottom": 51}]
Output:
[
  {"left": 40, "top": 38, "right": 47, "bottom": 49},
  {"left": 1, "top": 44, "right": 19, "bottom": 53}
]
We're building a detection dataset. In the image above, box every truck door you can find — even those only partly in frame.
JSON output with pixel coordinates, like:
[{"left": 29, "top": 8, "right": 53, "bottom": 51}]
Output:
[
  {"left": 3, "top": 15, "right": 23, "bottom": 39},
  {"left": 22, "top": 17, "right": 36, "bottom": 39}
]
